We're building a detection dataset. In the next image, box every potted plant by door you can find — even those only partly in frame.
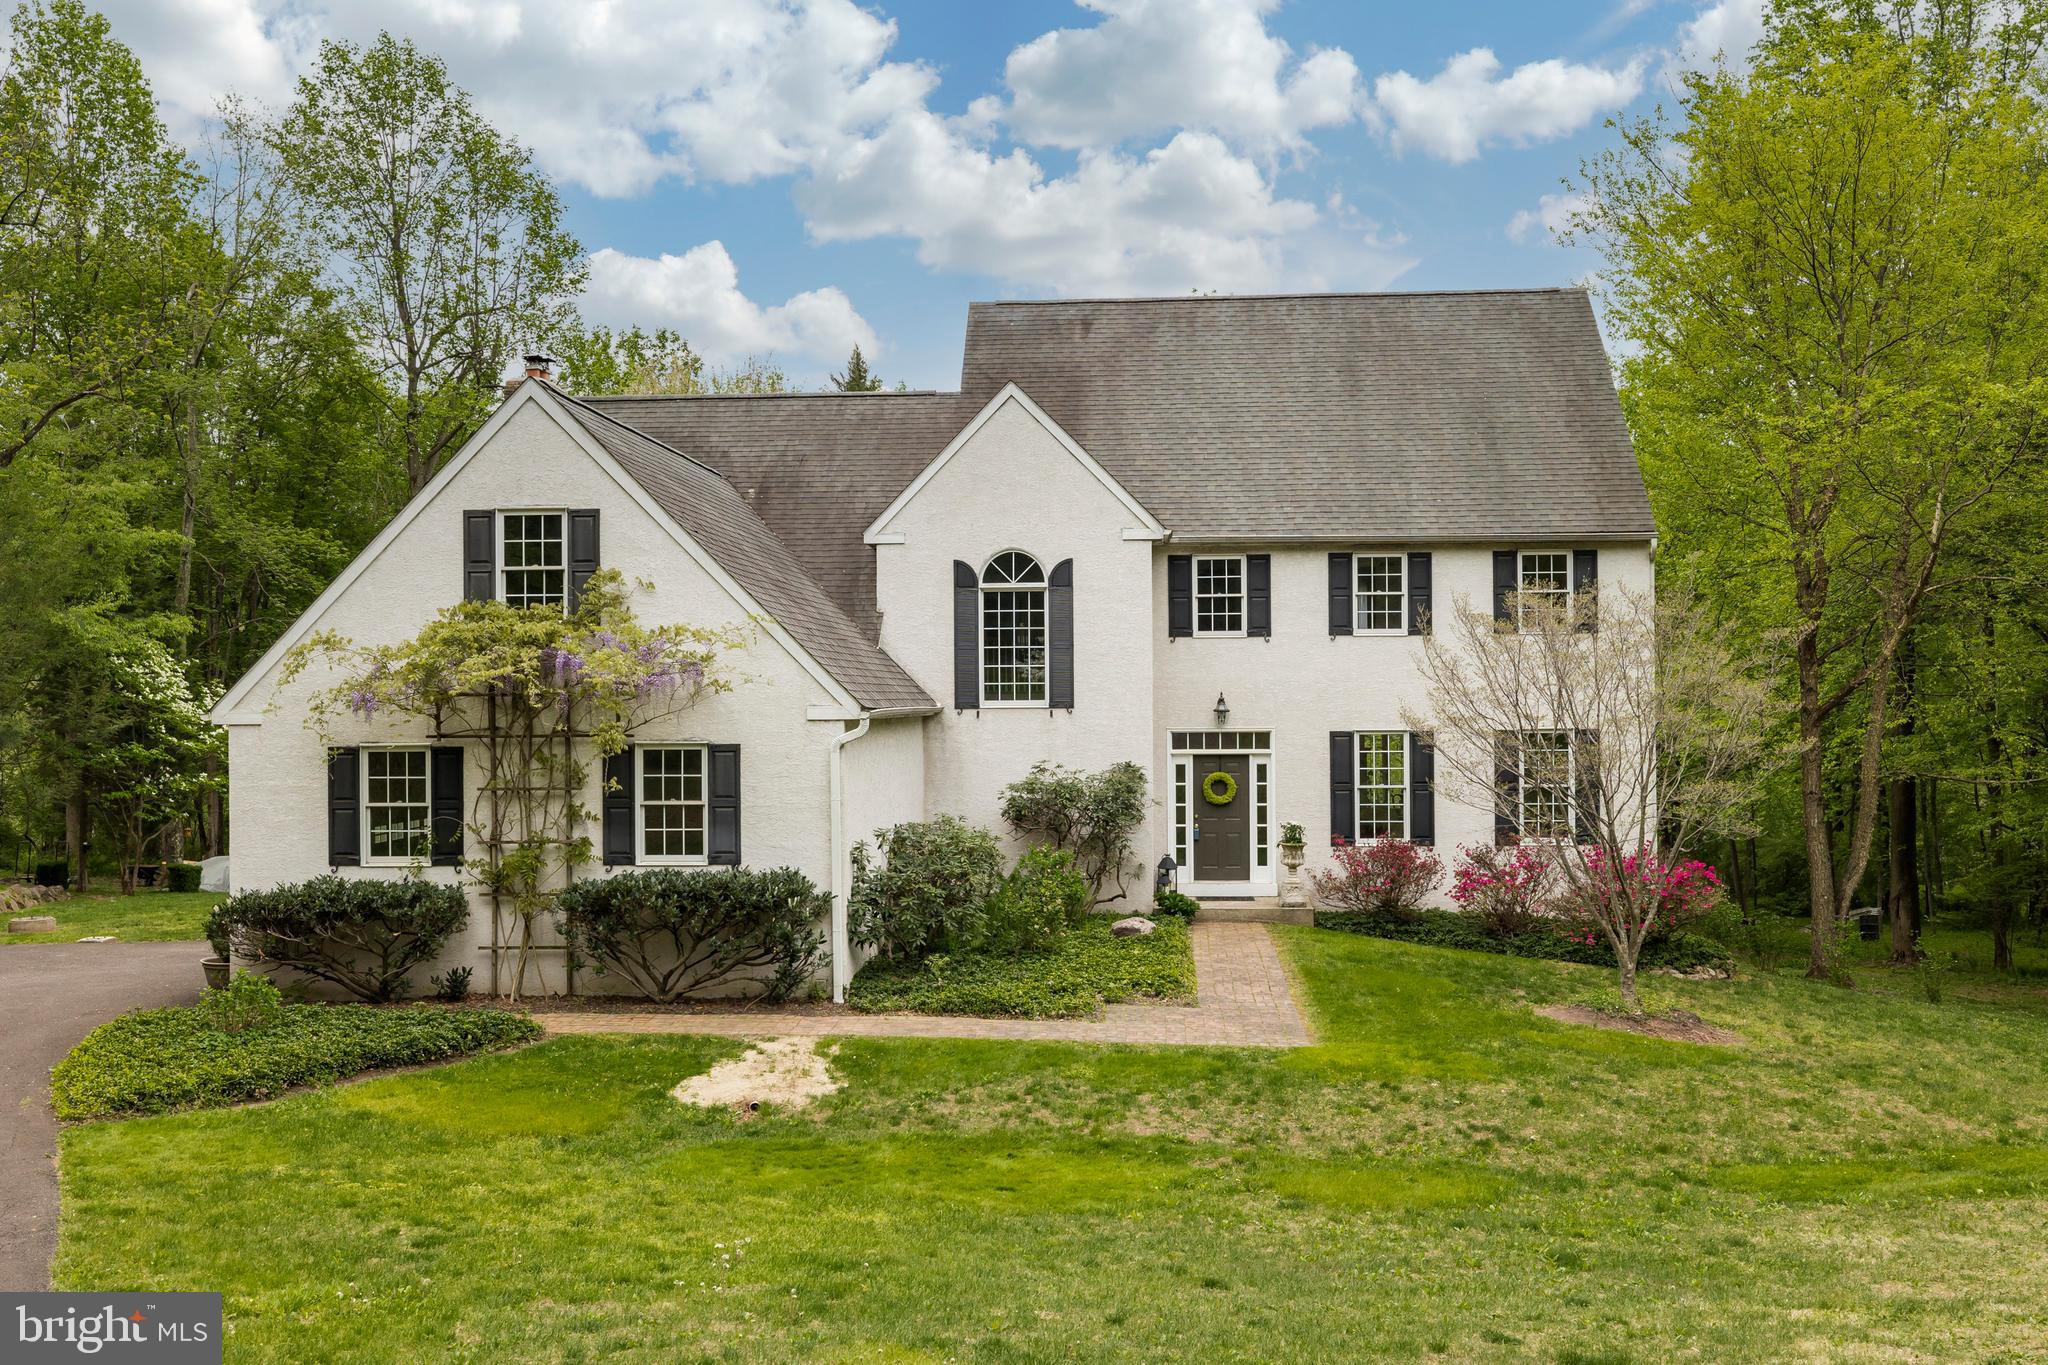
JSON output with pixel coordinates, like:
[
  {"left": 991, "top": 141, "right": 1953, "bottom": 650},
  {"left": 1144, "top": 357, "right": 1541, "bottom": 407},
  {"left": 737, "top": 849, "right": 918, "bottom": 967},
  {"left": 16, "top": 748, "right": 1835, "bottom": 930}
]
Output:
[
  {"left": 201, "top": 902, "right": 232, "bottom": 990},
  {"left": 1278, "top": 822, "right": 1308, "bottom": 908}
]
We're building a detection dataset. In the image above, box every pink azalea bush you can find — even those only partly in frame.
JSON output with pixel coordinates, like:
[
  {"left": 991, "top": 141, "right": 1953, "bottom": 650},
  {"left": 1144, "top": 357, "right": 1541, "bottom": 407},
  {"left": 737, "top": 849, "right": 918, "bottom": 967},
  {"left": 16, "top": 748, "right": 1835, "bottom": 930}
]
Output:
[
  {"left": 1448, "top": 844, "right": 1555, "bottom": 938},
  {"left": 1549, "top": 847, "right": 1724, "bottom": 942},
  {"left": 1311, "top": 837, "right": 1443, "bottom": 919}
]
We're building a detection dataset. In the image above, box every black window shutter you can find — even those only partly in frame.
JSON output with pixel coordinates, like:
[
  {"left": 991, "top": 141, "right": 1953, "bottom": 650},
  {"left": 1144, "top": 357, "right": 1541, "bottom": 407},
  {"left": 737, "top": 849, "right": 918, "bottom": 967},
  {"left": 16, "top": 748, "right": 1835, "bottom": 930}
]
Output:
[
  {"left": 1572, "top": 729, "right": 1602, "bottom": 843},
  {"left": 1167, "top": 555, "right": 1193, "bottom": 639},
  {"left": 429, "top": 746, "right": 464, "bottom": 865},
  {"left": 1048, "top": 559, "right": 1075, "bottom": 709},
  {"left": 567, "top": 509, "right": 600, "bottom": 612},
  {"left": 708, "top": 744, "right": 742, "bottom": 865},
  {"left": 1573, "top": 548, "right": 1599, "bottom": 632},
  {"left": 1494, "top": 733, "right": 1521, "bottom": 846},
  {"left": 602, "top": 746, "right": 635, "bottom": 866},
  {"left": 1328, "top": 553, "right": 1353, "bottom": 635},
  {"left": 463, "top": 510, "right": 495, "bottom": 602},
  {"left": 953, "top": 561, "right": 979, "bottom": 709},
  {"left": 327, "top": 747, "right": 361, "bottom": 866},
  {"left": 1493, "top": 550, "right": 1517, "bottom": 626},
  {"left": 1408, "top": 733, "right": 1435, "bottom": 845},
  {"left": 1407, "top": 552, "right": 1432, "bottom": 636},
  {"left": 1246, "top": 554, "right": 1271, "bottom": 638},
  {"left": 1329, "top": 731, "right": 1355, "bottom": 845}
]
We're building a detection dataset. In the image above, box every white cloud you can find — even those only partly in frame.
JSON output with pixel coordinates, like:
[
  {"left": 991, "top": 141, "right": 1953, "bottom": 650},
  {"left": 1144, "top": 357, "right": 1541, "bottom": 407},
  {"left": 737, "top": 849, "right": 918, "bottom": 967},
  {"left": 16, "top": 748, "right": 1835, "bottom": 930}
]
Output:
[
  {"left": 1671, "top": 0, "right": 1767, "bottom": 77},
  {"left": 1506, "top": 190, "right": 1589, "bottom": 244},
  {"left": 580, "top": 243, "right": 875, "bottom": 367},
  {"left": 1373, "top": 48, "right": 1646, "bottom": 163},
  {"left": 999, "top": 0, "right": 1362, "bottom": 150}
]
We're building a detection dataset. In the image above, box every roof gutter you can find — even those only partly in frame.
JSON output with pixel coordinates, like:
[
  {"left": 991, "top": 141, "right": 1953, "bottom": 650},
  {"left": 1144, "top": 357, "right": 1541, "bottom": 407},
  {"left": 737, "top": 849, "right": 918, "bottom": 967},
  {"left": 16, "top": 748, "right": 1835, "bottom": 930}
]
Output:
[{"left": 827, "top": 712, "right": 872, "bottom": 1003}]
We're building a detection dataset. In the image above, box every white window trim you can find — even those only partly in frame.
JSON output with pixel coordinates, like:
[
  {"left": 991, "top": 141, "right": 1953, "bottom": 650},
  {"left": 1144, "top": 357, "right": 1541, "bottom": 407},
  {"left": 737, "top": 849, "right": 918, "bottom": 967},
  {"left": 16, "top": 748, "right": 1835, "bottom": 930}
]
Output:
[
  {"left": 1354, "top": 730, "right": 1410, "bottom": 841},
  {"left": 1352, "top": 551, "right": 1409, "bottom": 636},
  {"left": 1515, "top": 729, "right": 1576, "bottom": 840},
  {"left": 979, "top": 551, "right": 1049, "bottom": 708},
  {"left": 361, "top": 745, "right": 433, "bottom": 868},
  {"left": 1516, "top": 549, "right": 1574, "bottom": 634},
  {"left": 497, "top": 507, "right": 568, "bottom": 613},
  {"left": 1192, "top": 553, "right": 1248, "bottom": 639},
  {"left": 635, "top": 744, "right": 710, "bottom": 867}
]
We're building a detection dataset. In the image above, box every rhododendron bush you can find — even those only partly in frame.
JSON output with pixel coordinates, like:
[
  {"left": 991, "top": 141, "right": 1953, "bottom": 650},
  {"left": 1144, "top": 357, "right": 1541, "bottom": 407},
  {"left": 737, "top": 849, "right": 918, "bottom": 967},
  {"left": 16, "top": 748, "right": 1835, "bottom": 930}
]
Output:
[
  {"left": 1311, "top": 837, "right": 1442, "bottom": 918},
  {"left": 1550, "top": 849, "right": 1724, "bottom": 939},
  {"left": 1448, "top": 844, "right": 1554, "bottom": 938}
]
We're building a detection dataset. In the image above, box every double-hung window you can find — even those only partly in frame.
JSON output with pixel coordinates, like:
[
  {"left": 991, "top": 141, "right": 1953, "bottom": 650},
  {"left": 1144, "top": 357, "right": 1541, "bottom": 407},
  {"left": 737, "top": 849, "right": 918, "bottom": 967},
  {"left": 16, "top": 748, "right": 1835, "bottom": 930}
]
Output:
[
  {"left": 981, "top": 551, "right": 1047, "bottom": 704},
  {"left": 1356, "top": 731, "right": 1408, "bottom": 838},
  {"left": 501, "top": 511, "right": 566, "bottom": 609},
  {"left": 363, "top": 748, "right": 431, "bottom": 864},
  {"left": 1354, "top": 554, "right": 1406, "bottom": 632},
  {"left": 1517, "top": 550, "right": 1570, "bottom": 631},
  {"left": 1517, "top": 730, "right": 1574, "bottom": 839},
  {"left": 1194, "top": 555, "right": 1245, "bottom": 635},
  {"left": 638, "top": 745, "right": 707, "bottom": 863}
]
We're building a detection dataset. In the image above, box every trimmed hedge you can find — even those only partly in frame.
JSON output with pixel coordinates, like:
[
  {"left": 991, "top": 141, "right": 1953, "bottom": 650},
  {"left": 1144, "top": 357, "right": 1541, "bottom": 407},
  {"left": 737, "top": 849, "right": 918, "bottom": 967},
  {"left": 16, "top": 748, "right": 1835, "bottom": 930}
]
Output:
[
  {"left": 848, "top": 915, "right": 1196, "bottom": 1018},
  {"left": 51, "top": 1002, "right": 538, "bottom": 1120},
  {"left": 164, "top": 861, "right": 203, "bottom": 893},
  {"left": 209, "top": 876, "right": 468, "bottom": 1002},
  {"left": 1316, "top": 908, "right": 1733, "bottom": 973}
]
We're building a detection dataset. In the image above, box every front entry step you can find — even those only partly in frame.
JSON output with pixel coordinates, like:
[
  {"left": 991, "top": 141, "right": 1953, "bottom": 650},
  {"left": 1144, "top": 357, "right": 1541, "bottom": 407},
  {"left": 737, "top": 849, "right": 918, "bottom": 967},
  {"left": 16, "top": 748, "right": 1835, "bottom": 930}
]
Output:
[{"left": 1196, "top": 899, "right": 1312, "bottom": 926}]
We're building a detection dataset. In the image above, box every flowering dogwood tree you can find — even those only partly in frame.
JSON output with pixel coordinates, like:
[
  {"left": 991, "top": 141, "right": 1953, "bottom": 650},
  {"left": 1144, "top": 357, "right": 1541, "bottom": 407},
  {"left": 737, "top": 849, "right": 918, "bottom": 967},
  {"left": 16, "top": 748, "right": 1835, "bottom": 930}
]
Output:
[
  {"left": 1405, "top": 581, "right": 1772, "bottom": 1012},
  {"left": 284, "top": 569, "right": 744, "bottom": 996}
]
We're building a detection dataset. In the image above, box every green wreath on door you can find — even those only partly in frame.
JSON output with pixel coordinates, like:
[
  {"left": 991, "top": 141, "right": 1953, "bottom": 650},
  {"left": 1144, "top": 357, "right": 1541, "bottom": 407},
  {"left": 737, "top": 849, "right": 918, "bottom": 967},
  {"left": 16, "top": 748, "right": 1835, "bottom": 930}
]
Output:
[{"left": 1201, "top": 770, "right": 1238, "bottom": 806}]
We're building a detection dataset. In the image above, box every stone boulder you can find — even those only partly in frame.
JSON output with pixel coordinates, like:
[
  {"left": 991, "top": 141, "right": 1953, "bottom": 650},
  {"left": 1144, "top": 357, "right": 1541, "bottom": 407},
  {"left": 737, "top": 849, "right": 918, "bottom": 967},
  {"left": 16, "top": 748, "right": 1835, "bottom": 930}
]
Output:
[
  {"left": 1110, "top": 916, "right": 1156, "bottom": 938},
  {"left": 8, "top": 915, "right": 58, "bottom": 934}
]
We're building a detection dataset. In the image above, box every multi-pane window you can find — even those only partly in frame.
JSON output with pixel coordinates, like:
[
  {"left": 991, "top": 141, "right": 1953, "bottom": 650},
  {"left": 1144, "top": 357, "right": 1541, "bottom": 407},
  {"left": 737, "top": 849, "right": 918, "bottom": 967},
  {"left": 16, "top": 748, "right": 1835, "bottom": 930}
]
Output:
[
  {"left": 1354, "top": 554, "right": 1406, "bottom": 632},
  {"left": 1194, "top": 556, "right": 1245, "bottom": 635},
  {"left": 364, "top": 748, "right": 430, "bottom": 862},
  {"left": 981, "top": 551, "right": 1047, "bottom": 704},
  {"left": 639, "top": 746, "right": 706, "bottom": 861},
  {"left": 1357, "top": 732, "right": 1407, "bottom": 838},
  {"left": 501, "top": 512, "right": 566, "bottom": 609},
  {"left": 1518, "top": 550, "right": 1570, "bottom": 630},
  {"left": 1518, "top": 730, "right": 1574, "bottom": 839}
]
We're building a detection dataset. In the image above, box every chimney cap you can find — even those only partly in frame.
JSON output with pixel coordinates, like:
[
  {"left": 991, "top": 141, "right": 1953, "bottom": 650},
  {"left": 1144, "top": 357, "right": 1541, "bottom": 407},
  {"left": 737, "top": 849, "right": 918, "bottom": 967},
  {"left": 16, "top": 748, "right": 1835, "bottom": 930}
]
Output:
[{"left": 522, "top": 353, "right": 555, "bottom": 378}]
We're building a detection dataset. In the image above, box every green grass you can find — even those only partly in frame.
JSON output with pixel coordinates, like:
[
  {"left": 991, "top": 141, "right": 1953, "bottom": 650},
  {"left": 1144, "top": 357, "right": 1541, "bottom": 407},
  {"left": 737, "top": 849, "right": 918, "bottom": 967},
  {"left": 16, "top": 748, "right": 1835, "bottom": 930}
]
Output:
[
  {"left": 52, "top": 1003, "right": 540, "bottom": 1119},
  {"left": 846, "top": 915, "right": 1196, "bottom": 1017},
  {"left": 1, "top": 889, "right": 220, "bottom": 943},
  {"left": 54, "top": 926, "right": 2048, "bottom": 1361}
]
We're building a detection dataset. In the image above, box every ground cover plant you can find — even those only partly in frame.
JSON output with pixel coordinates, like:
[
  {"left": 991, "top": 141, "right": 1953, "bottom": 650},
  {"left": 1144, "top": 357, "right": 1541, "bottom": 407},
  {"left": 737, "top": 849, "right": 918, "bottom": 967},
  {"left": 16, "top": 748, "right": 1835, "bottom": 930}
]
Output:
[
  {"left": 54, "top": 921, "right": 2048, "bottom": 1361},
  {"left": 846, "top": 915, "right": 1193, "bottom": 1018},
  {"left": 51, "top": 978, "right": 537, "bottom": 1120},
  {"left": 0, "top": 889, "right": 221, "bottom": 943}
]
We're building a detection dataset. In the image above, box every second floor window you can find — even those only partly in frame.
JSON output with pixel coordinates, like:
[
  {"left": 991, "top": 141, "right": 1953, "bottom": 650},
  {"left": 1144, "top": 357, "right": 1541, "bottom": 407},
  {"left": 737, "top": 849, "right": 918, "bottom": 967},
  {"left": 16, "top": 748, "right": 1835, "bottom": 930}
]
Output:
[
  {"left": 1518, "top": 550, "right": 1570, "bottom": 630},
  {"left": 1195, "top": 555, "right": 1244, "bottom": 635},
  {"left": 501, "top": 511, "right": 565, "bottom": 609},
  {"left": 1354, "top": 554, "right": 1406, "bottom": 632},
  {"left": 981, "top": 551, "right": 1047, "bottom": 704}
]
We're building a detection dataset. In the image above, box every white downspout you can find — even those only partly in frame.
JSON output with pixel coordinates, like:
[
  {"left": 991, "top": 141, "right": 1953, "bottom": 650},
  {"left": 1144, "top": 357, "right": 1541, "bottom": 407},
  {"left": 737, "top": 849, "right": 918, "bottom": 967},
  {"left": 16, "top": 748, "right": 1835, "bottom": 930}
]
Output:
[{"left": 827, "top": 713, "right": 872, "bottom": 1003}]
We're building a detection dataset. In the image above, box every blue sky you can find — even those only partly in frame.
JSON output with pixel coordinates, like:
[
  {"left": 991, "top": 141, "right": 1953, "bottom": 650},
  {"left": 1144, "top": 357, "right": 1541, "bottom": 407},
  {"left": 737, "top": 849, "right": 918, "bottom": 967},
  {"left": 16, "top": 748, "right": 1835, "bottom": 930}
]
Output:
[{"left": 91, "top": 0, "right": 1763, "bottom": 388}]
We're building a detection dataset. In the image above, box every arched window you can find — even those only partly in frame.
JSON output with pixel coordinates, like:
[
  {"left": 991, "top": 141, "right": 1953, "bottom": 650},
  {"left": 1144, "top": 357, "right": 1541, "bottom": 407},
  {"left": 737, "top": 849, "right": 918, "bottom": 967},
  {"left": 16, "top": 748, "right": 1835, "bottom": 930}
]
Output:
[{"left": 981, "top": 551, "right": 1047, "bottom": 704}]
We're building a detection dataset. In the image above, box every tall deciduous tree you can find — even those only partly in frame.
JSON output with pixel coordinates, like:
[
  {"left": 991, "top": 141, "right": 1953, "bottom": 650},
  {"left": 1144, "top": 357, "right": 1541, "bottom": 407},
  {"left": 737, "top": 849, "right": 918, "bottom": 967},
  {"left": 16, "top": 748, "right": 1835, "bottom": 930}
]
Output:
[
  {"left": 1576, "top": 0, "right": 2048, "bottom": 976},
  {"left": 274, "top": 33, "right": 584, "bottom": 495}
]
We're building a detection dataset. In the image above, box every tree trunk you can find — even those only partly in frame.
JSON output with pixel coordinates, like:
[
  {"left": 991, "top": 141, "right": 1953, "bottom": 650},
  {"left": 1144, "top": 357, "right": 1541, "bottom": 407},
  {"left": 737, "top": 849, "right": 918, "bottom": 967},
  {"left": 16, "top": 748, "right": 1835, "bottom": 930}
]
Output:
[
  {"left": 1616, "top": 950, "right": 1640, "bottom": 1014},
  {"left": 65, "top": 782, "right": 89, "bottom": 894},
  {"left": 1990, "top": 893, "right": 2013, "bottom": 973},
  {"left": 1886, "top": 776, "right": 1920, "bottom": 962},
  {"left": 1797, "top": 629, "right": 1840, "bottom": 978}
]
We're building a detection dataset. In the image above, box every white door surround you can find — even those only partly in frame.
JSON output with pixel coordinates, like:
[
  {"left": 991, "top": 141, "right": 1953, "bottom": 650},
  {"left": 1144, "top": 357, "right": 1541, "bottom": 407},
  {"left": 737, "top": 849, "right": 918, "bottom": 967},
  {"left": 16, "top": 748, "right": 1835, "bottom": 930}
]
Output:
[{"left": 1166, "top": 729, "right": 1277, "bottom": 899}]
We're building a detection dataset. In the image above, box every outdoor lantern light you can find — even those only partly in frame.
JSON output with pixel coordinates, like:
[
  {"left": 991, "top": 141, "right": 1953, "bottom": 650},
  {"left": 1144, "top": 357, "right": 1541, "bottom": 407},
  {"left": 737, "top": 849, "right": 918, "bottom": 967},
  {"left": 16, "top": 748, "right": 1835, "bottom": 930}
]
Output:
[
  {"left": 1213, "top": 692, "right": 1230, "bottom": 724},
  {"left": 1156, "top": 854, "right": 1178, "bottom": 893}
]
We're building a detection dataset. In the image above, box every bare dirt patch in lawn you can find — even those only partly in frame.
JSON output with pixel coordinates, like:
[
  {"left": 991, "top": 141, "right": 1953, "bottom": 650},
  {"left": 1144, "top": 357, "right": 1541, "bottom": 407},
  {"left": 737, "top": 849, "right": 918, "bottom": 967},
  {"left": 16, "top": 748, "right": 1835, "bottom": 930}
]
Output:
[
  {"left": 1536, "top": 1003, "right": 1743, "bottom": 1046},
  {"left": 672, "top": 1036, "right": 840, "bottom": 1116}
]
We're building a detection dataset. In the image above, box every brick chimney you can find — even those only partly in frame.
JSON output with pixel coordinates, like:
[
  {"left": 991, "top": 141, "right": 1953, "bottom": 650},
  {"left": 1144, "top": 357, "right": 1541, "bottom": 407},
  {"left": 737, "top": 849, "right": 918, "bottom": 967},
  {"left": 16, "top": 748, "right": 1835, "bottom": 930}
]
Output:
[{"left": 501, "top": 353, "right": 556, "bottom": 400}]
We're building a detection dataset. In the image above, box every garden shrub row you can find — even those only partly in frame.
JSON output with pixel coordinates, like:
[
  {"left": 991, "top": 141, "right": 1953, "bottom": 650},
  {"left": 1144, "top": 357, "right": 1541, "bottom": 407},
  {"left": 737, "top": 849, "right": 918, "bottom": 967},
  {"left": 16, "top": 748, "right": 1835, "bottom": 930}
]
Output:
[
  {"left": 52, "top": 988, "right": 538, "bottom": 1120},
  {"left": 1316, "top": 908, "right": 1733, "bottom": 973},
  {"left": 847, "top": 916, "right": 1196, "bottom": 1018}
]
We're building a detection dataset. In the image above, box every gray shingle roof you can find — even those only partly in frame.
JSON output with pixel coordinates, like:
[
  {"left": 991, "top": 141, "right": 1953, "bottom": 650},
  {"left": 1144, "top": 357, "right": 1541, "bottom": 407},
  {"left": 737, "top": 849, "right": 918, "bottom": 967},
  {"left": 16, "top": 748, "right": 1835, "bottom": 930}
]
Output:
[
  {"left": 958, "top": 289, "right": 1652, "bottom": 542},
  {"left": 546, "top": 387, "right": 936, "bottom": 714}
]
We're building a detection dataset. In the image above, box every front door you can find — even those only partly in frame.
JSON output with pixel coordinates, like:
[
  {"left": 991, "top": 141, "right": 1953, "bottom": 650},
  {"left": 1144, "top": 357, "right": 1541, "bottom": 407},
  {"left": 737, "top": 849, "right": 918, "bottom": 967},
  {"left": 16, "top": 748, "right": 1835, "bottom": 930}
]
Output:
[{"left": 1192, "top": 754, "right": 1251, "bottom": 882}]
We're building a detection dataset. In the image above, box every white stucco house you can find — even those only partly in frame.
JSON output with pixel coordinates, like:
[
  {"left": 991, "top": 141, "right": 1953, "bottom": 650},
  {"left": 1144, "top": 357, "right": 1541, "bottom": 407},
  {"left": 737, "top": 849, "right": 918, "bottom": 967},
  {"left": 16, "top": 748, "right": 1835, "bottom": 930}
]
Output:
[{"left": 209, "top": 289, "right": 1655, "bottom": 1000}]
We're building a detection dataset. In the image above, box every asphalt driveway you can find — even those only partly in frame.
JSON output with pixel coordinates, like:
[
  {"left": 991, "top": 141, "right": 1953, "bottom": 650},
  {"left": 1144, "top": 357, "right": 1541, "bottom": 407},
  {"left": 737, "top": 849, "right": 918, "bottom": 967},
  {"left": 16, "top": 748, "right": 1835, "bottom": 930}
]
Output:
[{"left": 0, "top": 940, "right": 203, "bottom": 1290}]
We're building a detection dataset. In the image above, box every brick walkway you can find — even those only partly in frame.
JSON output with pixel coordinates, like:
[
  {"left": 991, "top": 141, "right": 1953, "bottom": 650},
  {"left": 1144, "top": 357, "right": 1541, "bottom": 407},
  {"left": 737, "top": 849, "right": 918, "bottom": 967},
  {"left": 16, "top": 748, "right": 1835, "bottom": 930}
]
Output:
[{"left": 540, "top": 920, "right": 1312, "bottom": 1047}]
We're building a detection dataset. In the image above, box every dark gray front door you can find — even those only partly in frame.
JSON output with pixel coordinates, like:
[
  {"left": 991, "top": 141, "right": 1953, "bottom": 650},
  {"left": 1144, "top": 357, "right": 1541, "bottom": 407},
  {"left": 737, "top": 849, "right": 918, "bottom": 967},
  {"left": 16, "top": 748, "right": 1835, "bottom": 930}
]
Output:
[{"left": 1192, "top": 754, "right": 1251, "bottom": 881}]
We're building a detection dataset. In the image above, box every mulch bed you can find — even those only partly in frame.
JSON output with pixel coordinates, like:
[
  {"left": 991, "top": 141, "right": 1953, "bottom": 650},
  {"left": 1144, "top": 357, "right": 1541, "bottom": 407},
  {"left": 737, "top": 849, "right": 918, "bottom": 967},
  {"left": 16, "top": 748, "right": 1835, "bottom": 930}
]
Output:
[{"left": 1535, "top": 1003, "right": 1743, "bottom": 1046}]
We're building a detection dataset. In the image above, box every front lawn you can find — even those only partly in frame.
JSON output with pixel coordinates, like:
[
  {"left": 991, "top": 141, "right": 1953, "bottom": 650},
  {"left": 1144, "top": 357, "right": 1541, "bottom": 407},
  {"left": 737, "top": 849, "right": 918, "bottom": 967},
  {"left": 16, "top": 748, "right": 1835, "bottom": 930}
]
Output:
[
  {"left": 1, "top": 889, "right": 220, "bottom": 943},
  {"left": 55, "top": 928, "right": 2048, "bottom": 1361},
  {"left": 846, "top": 914, "right": 1196, "bottom": 1017}
]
